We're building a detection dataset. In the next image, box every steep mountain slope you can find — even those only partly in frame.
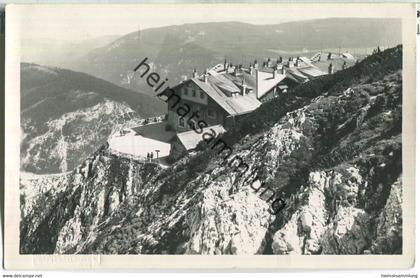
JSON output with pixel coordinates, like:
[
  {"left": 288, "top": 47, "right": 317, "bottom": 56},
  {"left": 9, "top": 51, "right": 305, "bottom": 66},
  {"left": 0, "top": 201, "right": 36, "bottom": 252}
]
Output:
[
  {"left": 73, "top": 18, "right": 401, "bottom": 95},
  {"left": 20, "top": 46, "right": 403, "bottom": 254},
  {"left": 21, "top": 63, "right": 166, "bottom": 174}
]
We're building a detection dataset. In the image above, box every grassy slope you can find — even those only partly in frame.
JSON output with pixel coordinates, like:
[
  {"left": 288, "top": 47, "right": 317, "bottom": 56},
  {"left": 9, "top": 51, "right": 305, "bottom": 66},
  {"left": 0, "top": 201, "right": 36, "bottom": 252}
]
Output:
[{"left": 21, "top": 63, "right": 166, "bottom": 126}]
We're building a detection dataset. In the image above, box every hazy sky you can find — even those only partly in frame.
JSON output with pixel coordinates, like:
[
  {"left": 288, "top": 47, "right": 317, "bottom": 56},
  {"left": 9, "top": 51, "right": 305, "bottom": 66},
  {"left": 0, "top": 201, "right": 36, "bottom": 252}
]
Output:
[
  {"left": 13, "top": 5, "right": 333, "bottom": 42},
  {"left": 12, "top": 4, "right": 404, "bottom": 42}
]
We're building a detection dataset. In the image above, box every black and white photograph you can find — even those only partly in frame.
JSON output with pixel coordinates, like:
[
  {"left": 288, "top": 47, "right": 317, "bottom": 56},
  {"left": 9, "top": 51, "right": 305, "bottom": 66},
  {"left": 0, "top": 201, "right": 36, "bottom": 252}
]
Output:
[{"left": 3, "top": 3, "right": 417, "bottom": 271}]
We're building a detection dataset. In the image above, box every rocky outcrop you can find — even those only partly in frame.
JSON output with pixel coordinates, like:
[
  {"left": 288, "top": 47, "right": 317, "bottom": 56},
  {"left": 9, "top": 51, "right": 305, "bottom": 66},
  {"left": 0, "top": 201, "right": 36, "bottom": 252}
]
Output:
[
  {"left": 272, "top": 163, "right": 401, "bottom": 255},
  {"left": 272, "top": 171, "right": 329, "bottom": 255},
  {"left": 20, "top": 149, "right": 162, "bottom": 254},
  {"left": 370, "top": 178, "right": 402, "bottom": 254},
  {"left": 185, "top": 189, "right": 273, "bottom": 254},
  {"left": 321, "top": 206, "right": 371, "bottom": 254},
  {"left": 21, "top": 98, "right": 145, "bottom": 174}
]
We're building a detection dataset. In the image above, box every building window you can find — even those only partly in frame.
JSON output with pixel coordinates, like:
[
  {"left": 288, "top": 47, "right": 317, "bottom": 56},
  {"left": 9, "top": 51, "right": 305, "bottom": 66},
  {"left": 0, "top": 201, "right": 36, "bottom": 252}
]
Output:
[
  {"left": 208, "top": 109, "right": 216, "bottom": 118},
  {"left": 194, "top": 108, "right": 201, "bottom": 118},
  {"left": 189, "top": 120, "right": 196, "bottom": 130},
  {"left": 178, "top": 117, "right": 185, "bottom": 127},
  {"left": 192, "top": 89, "right": 196, "bottom": 97},
  {"left": 183, "top": 88, "right": 188, "bottom": 95},
  {"left": 200, "top": 91, "right": 205, "bottom": 99}
]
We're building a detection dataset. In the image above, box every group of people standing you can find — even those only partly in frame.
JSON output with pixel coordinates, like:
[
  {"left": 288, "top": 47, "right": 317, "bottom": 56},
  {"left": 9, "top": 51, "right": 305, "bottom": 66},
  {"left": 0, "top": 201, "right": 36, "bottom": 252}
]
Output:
[{"left": 146, "top": 152, "right": 154, "bottom": 160}]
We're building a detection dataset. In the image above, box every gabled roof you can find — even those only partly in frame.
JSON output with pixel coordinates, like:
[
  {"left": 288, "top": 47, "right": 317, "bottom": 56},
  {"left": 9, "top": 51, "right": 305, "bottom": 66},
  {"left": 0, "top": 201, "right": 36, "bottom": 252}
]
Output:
[
  {"left": 222, "top": 71, "right": 257, "bottom": 91},
  {"left": 285, "top": 71, "right": 299, "bottom": 83},
  {"left": 287, "top": 68, "right": 309, "bottom": 83},
  {"left": 255, "top": 56, "right": 326, "bottom": 85},
  {"left": 177, "top": 125, "right": 226, "bottom": 151},
  {"left": 298, "top": 66, "right": 326, "bottom": 79},
  {"left": 310, "top": 52, "right": 356, "bottom": 73},
  {"left": 191, "top": 77, "right": 261, "bottom": 116},
  {"left": 298, "top": 56, "right": 313, "bottom": 65},
  {"left": 209, "top": 63, "right": 226, "bottom": 73},
  {"left": 170, "top": 57, "right": 327, "bottom": 116},
  {"left": 310, "top": 52, "right": 356, "bottom": 62},
  {"left": 209, "top": 74, "right": 239, "bottom": 94}
]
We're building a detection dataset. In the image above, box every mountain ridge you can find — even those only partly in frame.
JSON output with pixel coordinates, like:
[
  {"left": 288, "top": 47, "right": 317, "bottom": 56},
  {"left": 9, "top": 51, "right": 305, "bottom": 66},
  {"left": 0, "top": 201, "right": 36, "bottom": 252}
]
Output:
[{"left": 61, "top": 18, "right": 401, "bottom": 96}]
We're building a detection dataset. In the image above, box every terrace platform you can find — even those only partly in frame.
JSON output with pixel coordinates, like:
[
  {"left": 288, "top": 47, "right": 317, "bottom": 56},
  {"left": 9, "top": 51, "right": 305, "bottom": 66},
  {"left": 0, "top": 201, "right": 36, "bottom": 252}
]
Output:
[{"left": 108, "top": 121, "right": 176, "bottom": 161}]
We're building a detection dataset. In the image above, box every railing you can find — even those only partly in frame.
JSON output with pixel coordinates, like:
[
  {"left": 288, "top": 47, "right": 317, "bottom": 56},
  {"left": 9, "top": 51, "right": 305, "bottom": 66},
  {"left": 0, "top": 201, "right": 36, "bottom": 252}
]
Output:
[
  {"left": 108, "top": 148, "right": 166, "bottom": 166},
  {"left": 110, "top": 114, "right": 168, "bottom": 138},
  {"left": 137, "top": 114, "right": 167, "bottom": 127}
]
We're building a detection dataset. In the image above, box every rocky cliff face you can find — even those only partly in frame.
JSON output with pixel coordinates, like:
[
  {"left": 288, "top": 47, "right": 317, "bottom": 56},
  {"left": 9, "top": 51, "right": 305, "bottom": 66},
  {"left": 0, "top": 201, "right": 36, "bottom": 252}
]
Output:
[
  {"left": 20, "top": 47, "right": 403, "bottom": 255},
  {"left": 20, "top": 63, "right": 164, "bottom": 174},
  {"left": 21, "top": 99, "right": 144, "bottom": 174}
]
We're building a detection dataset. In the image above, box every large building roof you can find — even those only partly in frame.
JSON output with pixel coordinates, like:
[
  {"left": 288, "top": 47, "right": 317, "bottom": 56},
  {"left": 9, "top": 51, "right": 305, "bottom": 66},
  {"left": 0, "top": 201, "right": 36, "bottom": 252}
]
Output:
[
  {"left": 298, "top": 66, "right": 326, "bottom": 79},
  {"left": 256, "top": 70, "right": 287, "bottom": 99},
  {"left": 310, "top": 52, "right": 356, "bottom": 73},
  {"left": 171, "top": 56, "right": 329, "bottom": 116},
  {"left": 191, "top": 76, "right": 262, "bottom": 116},
  {"left": 176, "top": 124, "right": 226, "bottom": 151}
]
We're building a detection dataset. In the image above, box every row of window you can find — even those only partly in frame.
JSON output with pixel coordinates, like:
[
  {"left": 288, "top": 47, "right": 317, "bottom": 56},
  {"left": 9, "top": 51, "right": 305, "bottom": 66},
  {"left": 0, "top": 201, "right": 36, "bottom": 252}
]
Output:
[
  {"left": 183, "top": 88, "right": 205, "bottom": 99},
  {"left": 178, "top": 117, "right": 199, "bottom": 128}
]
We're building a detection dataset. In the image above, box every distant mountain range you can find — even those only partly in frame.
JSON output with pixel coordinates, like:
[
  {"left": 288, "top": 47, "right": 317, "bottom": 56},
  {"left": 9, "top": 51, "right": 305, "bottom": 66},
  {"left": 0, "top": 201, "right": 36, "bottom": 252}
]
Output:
[
  {"left": 22, "top": 18, "right": 402, "bottom": 97},
  {"left": 21, "top": 63, "right": 165, "bottom": 174},
  {"left": 72, "top": 18, "right": 401, "bottom": 95}
]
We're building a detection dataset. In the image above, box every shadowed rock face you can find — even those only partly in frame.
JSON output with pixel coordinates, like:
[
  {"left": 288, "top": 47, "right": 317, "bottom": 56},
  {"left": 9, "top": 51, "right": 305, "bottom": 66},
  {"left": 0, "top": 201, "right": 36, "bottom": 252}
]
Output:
[{"left": 20, "top": 47, "right": 403, "bottom": 255}]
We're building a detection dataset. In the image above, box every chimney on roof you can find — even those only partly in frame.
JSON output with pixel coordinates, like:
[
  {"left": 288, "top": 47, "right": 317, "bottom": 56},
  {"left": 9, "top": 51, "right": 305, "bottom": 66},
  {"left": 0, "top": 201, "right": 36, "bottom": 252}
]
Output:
[
  {"left": 253, "top": 59, "right": 259, "bottom": 70},
  {"left": 276, "top": 57, "right": 283, "bottom": 69},
  {"left": 267, "top": 58, "right": 272, "bottom": 67},
  {"left": 327, "top": 52, "right": 332, "bottom": 60},
  {"left": 241, "top": 79, "right": 247, "bottom": 96},
  {"left": 276, "top": 61, "right": 282, "bottom": 70},
  {"left": 295, "top": 57, "right": 301, "bottom": 67},
  {"left": 249, "top": 63, "right": 254, "bottom": 75},
  {"left": 224, "top": 58, "right": 228, "bottom": 71},
  {"left": 288, "top": 59, "right": 294, "bottom": 68},
  {"left": 234, "top": 66, "right": 240, "bottom": 76},
  {"left": 203, "top": 69, "right": 209, "bottom": 83},
  {"left": 193, "top": 68, "right": 198, "bottom": 78},
  {"left": 227, "top": 62, "right": 233, "bottom": 73},
  {"left": 255, "top": 69, "right": 259, "bottom": 99},
  {"left": 342, "top": 61, "right": 347, "bottom": 70},
  {"left": 328, "top": 63, "right": 334, "bottom": 74}
]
